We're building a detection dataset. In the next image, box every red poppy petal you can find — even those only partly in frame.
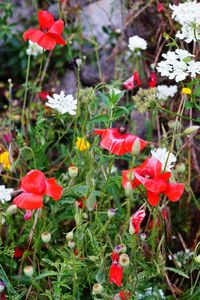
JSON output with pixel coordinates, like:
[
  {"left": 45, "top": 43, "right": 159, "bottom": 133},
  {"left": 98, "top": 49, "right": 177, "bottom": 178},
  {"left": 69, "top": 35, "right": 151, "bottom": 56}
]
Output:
[
  {"left": 94, "top": 129, "right": 106, "bottom": 135},
  {"left": 145, "top": 157, "right": 162, "bottom": 178},
  {"left": 45, "top": 178, "right": 62, "bottom": 200},
  {"left": 158, "top": 172, "right": 171, "bottom": 181},
  {"left": 122, "top": 169, "right": 141, "bottom": 189},
  {"left": 21, "top": 170, "right": 46, "bottom": 194},
  {"left": 109, "top": 264, "right": 123, "bottom": 286},
  {"left": 124, "top": 134, "right": 147, "bottom": 153},
  {"left": 23, "top": 29, "right": 44, "bottom": 43},
  {"left": 37, "top": 34, "right": 56, "bottom": 50},
  {"left": 147, "top": 191, "right": 160, "bottom": 206},
  {"left": 49, "top": 20, "right": 64, "bottom": 35},
  {"left": 13, "top": 193, "right": 43, "bottom": 210},
  {"left": 38, "top": 10, "right": 54, "bottom": 30},
  {"left": 163, "top": 183, "right": 184, "bottom": 202},
  {"left": 123, "top": 76, "right": 134, "bottom": 90},
  {"left": 135, "top": 173, "right": 167, "bottom": 193},
  {"left": 46, "top": 33, "right": 66, "bottom": 46}
]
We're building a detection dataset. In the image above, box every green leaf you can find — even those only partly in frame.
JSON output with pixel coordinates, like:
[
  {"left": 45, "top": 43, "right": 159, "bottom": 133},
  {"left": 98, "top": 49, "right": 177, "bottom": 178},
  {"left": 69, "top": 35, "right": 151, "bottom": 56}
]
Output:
[{"left": 165, "top": 267, "right": 189, "bottom": 279}]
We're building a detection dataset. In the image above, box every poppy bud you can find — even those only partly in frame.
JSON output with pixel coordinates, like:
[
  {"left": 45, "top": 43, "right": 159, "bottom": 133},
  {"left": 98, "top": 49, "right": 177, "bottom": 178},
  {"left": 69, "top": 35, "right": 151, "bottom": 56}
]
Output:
[
  {"left": 124, "top": 182, "right": 133, "bottom": 197},
  {"left": 140, "top": 233, "right": 147, "bottom": 241},
  {"left": 119, "top": 253, "right": 130, "bottom": 267},
  {"left": 68, "top": 166, "right": 79, "bottom": 178},
  {"left": 66, "top": 231, "right": 74, "bottom": 240},
  {"left": 92, "top": 283, "right": 103, "bottom": 294},
  {"left": 183, "top": 126, "right": 199, "bottom": 135},
  {"left": 6, "top": 204, "right": 17, "bottom": 216},
  {"left": 194, "top": 255, "right": 200, "bottom": 264},
  {"left": 176, "top": 163, "right": 186, "bottom": 173},
  {"left": 68, "top": 240, "right": 76, "bottom": 249},
  {"left": 24, "top": 210, "right": 33, "bottom": 221},
  {"left": 82, "top": 213, "right": 88, "bottom": 220},
  {"left": 23, "top": 265, "right": 34, "bottom": 277},
  {"left": 107, "top": 208, "right": 116, "bottom": 219},
  {"left": 76, "top": 58, "right": 82, "bottom": 66},
  {"left": 0, "top": 281, "right": 5, "bottom": 292},
  {"left": 41, "top": 232, "right": 51, "bottom": 243},
  {"left": 132, "top": 138, "right": 141, "bottom": 155}
]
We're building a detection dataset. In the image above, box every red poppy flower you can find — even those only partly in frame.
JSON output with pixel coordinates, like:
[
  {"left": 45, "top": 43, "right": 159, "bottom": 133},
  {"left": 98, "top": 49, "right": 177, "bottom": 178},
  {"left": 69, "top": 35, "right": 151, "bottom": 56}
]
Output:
[
  {"left": 39, "top": 91, "right": 49, "bottom": 100},
  {"left": 123, "top": 71, "right": 141, "bottom": 90},
  {"left": 157, "top": 3, "right": 164, "bottom": 13},
  {"left": 149, "top": 71, "right": 156, "bottom": 87},
  {"left": 13, "top": 170, "right": 62, "bottom": 210},
  {"left": 129, "top": 209, "right": 146, "bottom": 234},
  {"left": 109, "top": 263, "right": 123, "bottom": 286},
  {"left": 119, "top": 291, "right": 131, "bottom": 300},
  {"left": 95, "top": 128, "right": 147, "bottom": 156},
  {"left": 122, "top": 157, "right": 184, "bottom": 206},
  {"left": 112, "top": 251, "right": 120, "bottom": 263},
  {"left": 23, "top": 10, "right": 66, "bottom": 50}
]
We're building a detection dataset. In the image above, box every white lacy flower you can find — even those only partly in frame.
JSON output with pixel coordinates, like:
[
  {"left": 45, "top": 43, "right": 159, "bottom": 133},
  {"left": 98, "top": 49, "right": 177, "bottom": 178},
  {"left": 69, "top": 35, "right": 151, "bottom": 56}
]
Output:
[
  {"left": 157, "top": 85, "right": 178, "bottom": 100},
  {"left": 157, "top": 49, "right": 200, "bottom": 82},
  {"left": 128, "top": 35, "right": 147, "bottom": 51},
  {"left": 0, "top": 185, "right": 13, "bottom": 203},
  {"left": 46, "top": 91, "right": 77, "bottom": 115},
  {"left": 151, "top": 148, "right": 176, "bottom": 171},
  {"left": 137, "top": 287, "right": 165, "bottom": 299},
  {"left": 170, "top": 1, "right": 200, "bottom": 43},
  {"left": 26, "top": 41, "right": 43, "bottom": 56}
]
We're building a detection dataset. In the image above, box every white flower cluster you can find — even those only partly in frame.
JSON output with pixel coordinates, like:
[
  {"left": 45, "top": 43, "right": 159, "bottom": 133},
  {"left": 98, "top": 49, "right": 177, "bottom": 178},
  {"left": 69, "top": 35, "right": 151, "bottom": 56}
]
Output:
[
  {"left": 0, "top": 185, "right": 13, "bottom": 204},
  {"left": 151, "top": 148, "right": 176, "bottom": 171},
  {"left": 170, "top": 1, "right": 200, "bottom": 43},
  {"left": 157, "top": 85, "right": 178, "bottom": 100},
  {"left": 128, "top": 35, "right": 147, "bottom": 51},
  {"left": 46, "top": 91, "right": 77, "bottom": 115},
  {"left": 156, "top": 49, "right": 200, "bottom": 82},
  {"left": 26, "top": 41, "right": 43, "bottom": 56}
]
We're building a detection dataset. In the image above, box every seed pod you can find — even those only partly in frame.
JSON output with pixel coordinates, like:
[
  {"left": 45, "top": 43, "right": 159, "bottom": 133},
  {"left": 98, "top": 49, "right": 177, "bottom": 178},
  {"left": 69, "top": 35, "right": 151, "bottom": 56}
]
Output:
[
  {"left": 24, "top": 265, "right": 34, "bottom": 277},
  {"left": 92, "top": 283, "right": 103, "bottom": 294},
  {"left": 41, "top": 232, "right": 51, "bottom": 243}
]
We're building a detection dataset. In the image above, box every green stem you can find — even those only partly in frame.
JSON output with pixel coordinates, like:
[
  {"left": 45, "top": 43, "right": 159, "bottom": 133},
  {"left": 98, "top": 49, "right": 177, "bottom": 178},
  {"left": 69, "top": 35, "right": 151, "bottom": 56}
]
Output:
[{"left": 22, "top": 54, "right": 31, "bottom": 134}]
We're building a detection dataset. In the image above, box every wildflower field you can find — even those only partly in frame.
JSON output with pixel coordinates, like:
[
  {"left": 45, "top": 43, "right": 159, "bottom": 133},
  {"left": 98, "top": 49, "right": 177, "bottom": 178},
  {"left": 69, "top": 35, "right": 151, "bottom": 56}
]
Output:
[{"left": 0, "top": 0, "right": 200, "bottom": 299}]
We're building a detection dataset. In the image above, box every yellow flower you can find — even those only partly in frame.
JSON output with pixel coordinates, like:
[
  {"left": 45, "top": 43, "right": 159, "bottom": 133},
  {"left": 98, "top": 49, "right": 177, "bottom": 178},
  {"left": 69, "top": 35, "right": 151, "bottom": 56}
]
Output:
[
  {"left": 182, "top": 87, "right": 192, "bottom": 95},
  {"left": 0, "top": 151, "right": 11, "bottom": 170},
  {"left": 76, "top": 137, "right": 90, "bottom": 151}
]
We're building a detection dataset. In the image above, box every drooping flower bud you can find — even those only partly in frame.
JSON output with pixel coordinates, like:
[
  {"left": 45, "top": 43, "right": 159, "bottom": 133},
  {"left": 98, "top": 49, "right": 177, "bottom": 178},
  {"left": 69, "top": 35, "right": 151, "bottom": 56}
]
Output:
[
  {"left": 92, "top": 283, "right": 103, "bottom": 294},
  {"left": 183, "top": 126, "right": 199, "bottom": 135},
  {"left": 41, "top": 232, "right": 51, "bottom": 243},
  {"left": 6, "top": 204, "right": 17, "bottom": 216},
  {"left": 23, "top": 265, "right": 34, "bottom": 277},
  {"left": 175, "top": 163, "right": 186, "bottom": 173},
  {"left": 66, "top": 231, "right": 74, "bottom": 240},
  {"left": 132, "top": 138, "right": 141, "bottom": 155},
  {"left": 124, "top": 182, "right": 133, "bottom": 197}
]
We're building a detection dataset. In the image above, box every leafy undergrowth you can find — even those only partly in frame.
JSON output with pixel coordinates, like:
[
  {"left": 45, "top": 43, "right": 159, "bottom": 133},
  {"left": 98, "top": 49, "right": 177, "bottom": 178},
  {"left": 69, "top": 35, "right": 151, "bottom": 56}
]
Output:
[{"left": 0, "top": 1, "right": 200, "bottom": 299}]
